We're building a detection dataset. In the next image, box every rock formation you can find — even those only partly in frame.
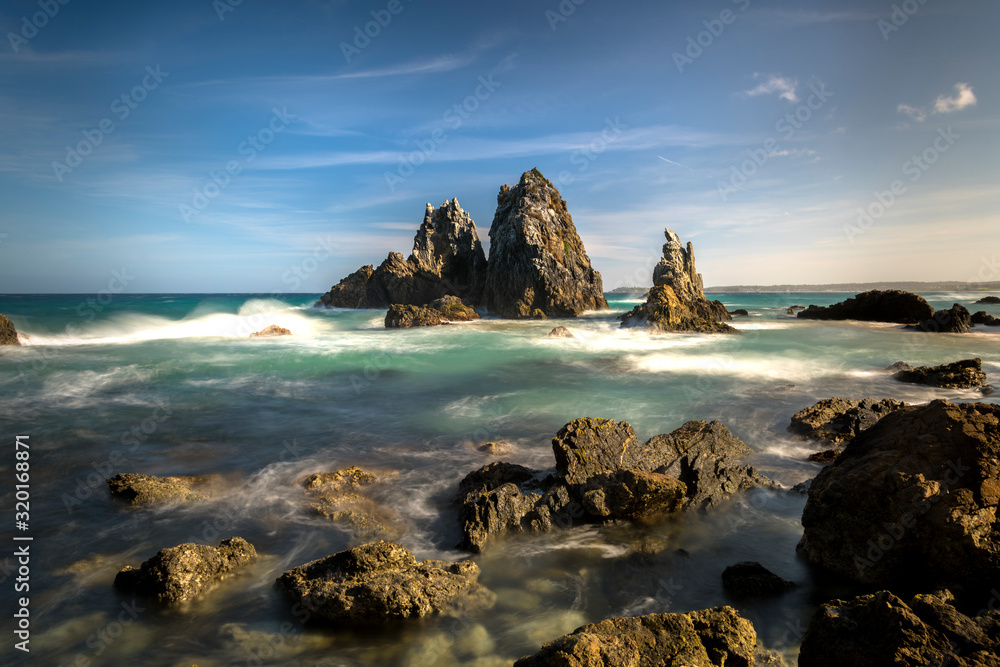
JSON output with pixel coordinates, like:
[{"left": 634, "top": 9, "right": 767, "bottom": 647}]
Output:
[
  {"left": 483, "top": 169, "right": 608, "bottom": 318},
  {"left": 797, "top": 290, "right": 934, "bottom": 324},
  {"left": 730, "top": 309, "right": 749, "bottom": 317},
  {"left": 620, "top": 230, "right": 735, "bottom": 333},
  {"left": 275, "top": 540, "right": 494, "bottom": 623},
  {"left": 721, "top": 562, "right": 795, "bottom": 598},
  {"left": 317, "top": 199, "right": 487, "bottom": 309},
  {"left": 799, "top": 590, "right": 1000, "bottom": 667},
  {"left": 384, "top": 296, "right": 480, "bottom": 329},
  {"left": 249, "top": 324, "right": 291, "bottom": 337},
  {"left": 890, "top": 358, "right": 988, "bottom": 389},
  {"left": 910, "top": 303, "right": 973, "bottom": 333},
  {"left": 514, "top": 605, "right": 757, "bottom": 667},
  {"left": 976, "top": 296, "right": 1000, "bottom": 304},
  {"left": 114, "top": 537, "right": 257, "bottom": 604},
  {"left": 972, "top": 311, "right": 1000, "bottom": 326},
  {"left": 456, "top": 418, "right": 777, "bottom": 552},
  {"left": 106, "top": 473, "right": 219, "bottom": 507},
  {"left": 0, "top": 314, "right": 20, "bottom": 346},
  {"left": 301, "top": 467, "right": 402, "bottom": 539},
  {"left": 797, "top": 400, "right": 1000, "bottom": 589},
  {"left": 789, "top": 397, "right": 909, "bottom": 445},
  {"left": 547, "top": 326, "right": 574, "bottom": 338}
]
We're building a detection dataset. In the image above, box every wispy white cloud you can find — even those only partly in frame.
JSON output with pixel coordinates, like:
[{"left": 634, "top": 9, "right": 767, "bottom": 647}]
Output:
[
  {"left": 896, "top": 104, "right": 927, "bottom": 123},
  {"left": 741, "top": 74, "right": 799, "bottom": 103},
  {"left": 934, "top": 82, "right": 977, "bottom": 114}
]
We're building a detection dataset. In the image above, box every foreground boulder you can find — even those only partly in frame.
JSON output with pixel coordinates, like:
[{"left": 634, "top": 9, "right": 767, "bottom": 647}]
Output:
[
  {"left": 302, "top": 467, "right": 401, "bottom": 539},
  {"left": 798, "top": 590, "right": 1000, "bottom": 667},
  {"left": 514, "top": 605, "right": 756, "bottom": 667},
  {"left": 910, "top": 303, "right": 973, "bottom": 333},
  {"left": 317, "top": 199, "right": 488, "bottom": 309},
  {"left": 0, "top": 314, "right": 20, "bottom": 346},
  {"left": 483, "top": 169, "right": 608, "bottom": 318},
  {"left": 721, "top": 562, "right": 795, "bottom": 598},
  {"left": 457, "top": 418, "right": 777, "bottom": 552},
  {"left": 890, "top": 358, "right": 988, "bottom": 389},
  {"left": 115, "top": 537, "right": 256, "bottom": 603},
  {"left": 797, "top": 289, "right": 934, "bottom": 324},
  {"left": 797, "top": 400, "right": 1000, "bottom": 588},
  {"left": 107, "top": 473, "right": 219, "bottom": 507},
  {"left": 620, "top": 230, "right": 736, "bottom": 333},
  {"left": 249, "top": 324, "right": 291, "bottom": 337},
  {"left": 275, "top": 541, "right": 494, "bottom": 623},
  {"left": 788, "top": 397, "right": 908, "bottom": 445}
]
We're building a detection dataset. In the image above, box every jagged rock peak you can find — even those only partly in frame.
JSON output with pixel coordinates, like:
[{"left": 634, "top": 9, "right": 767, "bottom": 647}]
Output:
[
  {"left": 653, "top": 229, "right": 705, "bottom": 303},
  {"left": 484, "top": 169, "right": 608, "bottom": 319}
]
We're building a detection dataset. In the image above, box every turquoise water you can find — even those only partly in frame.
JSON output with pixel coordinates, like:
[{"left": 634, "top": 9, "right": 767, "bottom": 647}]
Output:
[{"left": 1, "top": 292, "right": 999, "bottom": 666}]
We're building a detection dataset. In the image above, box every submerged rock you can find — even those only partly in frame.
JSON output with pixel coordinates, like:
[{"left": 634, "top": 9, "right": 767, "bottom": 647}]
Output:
[
  {"left": 302, "top": 467, "right": 401, "bottom": 540},
  {"left": 275, "top": 540, "right": 494, "bottom": 623},
  {"left": 547, "top": 326, "right": 575, "bottom": 338},
  {"left": 478, "top": 441, "right": 512, "bottom": 456},
  {"left": 483, "top": 169, "right": 608, "bottom": 319},
  {"left": 106, "top": 473, "right": 218, "bottom": 507},
  {"left": 721, "top": 561, "right": 795, "bottom": 598},
  {"left": 789, "top": 397, "right": 909, "bottom": 444},
  {"left": 972, "top": 311, "right": 1000, "bottom": 326},
  {"left": 514, "top": 605, "right": 757, "bottom": 667},
  {"left": 0, "top": 313, "right": 20, "bottom": 346},
  {"left": 456, "top": 419, "right": 777, "bottom": 552},
  {"left": 114, "top": 537, "right": 257, "bottom": 604},
  {"left": 797, "top": 289, "right": 934, "bottom": 324},
  {"left": 890, "top": 358, "right": 988, "bottom": 389},
  {"left": 620, "top": 230, "right": 735, "bottom": 333},
  {"left": 797, "top": 400, "right": 1000, "bottom": 588},
  {"left": 910, "top": 303, "right": 973, "bottom": 333},
  {"left": 798, "top": 590, "right": 1000, "bottom": 667},
  {"left": 318, "top": 199, "right": 488, "bottom": 309},
  {"left": 249, "top": 324, "right": 291, "bottom": 337}
]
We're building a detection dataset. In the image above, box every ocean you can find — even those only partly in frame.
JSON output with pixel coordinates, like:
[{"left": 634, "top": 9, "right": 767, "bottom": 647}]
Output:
[{"left": 2, "top": 291, "right": 999, "bottom": 666}]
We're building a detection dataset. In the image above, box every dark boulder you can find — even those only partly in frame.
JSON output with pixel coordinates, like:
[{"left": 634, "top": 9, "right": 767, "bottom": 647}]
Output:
[
  {"left": 721, "top": 561, "right": 795, "bottom": 598},
  {"left": 0, "top": 314, "right": 20, "bottom": 346},
  {"left": 620, "top": 230, "right": 736, "bottom": 333},
  {"left": 581, "top": 469, "right": 687, "bottom": 520},
  {"left": 911, "top": 303, "right": 972, "bottom": 333},
  {"left": 891, "top": 358, "right": 988, "bottom": 389},
  {"left": 730, "top": 309, "right": 749, "bottom": 317},
  {"left": 514, "top": 605, "right": 757, "bottom": 667},
  {"left": 455, "top": 462, "right": 545, "bottom": 553},
  {"left": 114, "top": 537, "right": 257, "bottom": 604},
  {"left": 972, "top": 311, "right": 1000, "bottom": 326},
  {"left": 316, "top": 265, "right": 374, "bottom": 308},
  {"left": 797, "top": 400, "right": 1000, "bottom": 588},
  {"left": 797, "top": 290, "right": 934, "bottom": 324},
  {"left": 789, "top": 397, "right": 909, "bottom": 444},
  {"left": 275, "top": 541, "right": 494, "bottom": 623},
  {"left": 384, "top": 304, "right": 447, "bottom": 329},
  {"left": 807, "top": 449, "right": 840, "bottom": 464},
  {"left": 107, "top": 473, "right": 219, "bottom": 507},
  {"left": 798, "top": 590, "right": 1000, "bottom": 667},
  {"left": 484, "top": 169, "right": 608, "bottom": 319},
  {"left": 976, "top": 296, "right": 1000, "bottom": 305}
]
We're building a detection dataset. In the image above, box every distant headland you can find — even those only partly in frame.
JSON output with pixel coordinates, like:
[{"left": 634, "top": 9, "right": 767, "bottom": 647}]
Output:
[{"left": 702, "top": 281, "right": 1000, "bottom": 294}]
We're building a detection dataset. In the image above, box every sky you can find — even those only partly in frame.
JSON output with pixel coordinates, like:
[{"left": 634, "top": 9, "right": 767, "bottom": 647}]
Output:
[{"left": 0, "top": 0, "right": 998, "bottom": 293}]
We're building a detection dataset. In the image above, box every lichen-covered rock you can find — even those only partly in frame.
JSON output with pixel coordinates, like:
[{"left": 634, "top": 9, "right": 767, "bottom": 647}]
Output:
[
  {"left": 797, "top": 290, "right": 934, "bottom": 324},
  {"left": 552, "top": 418, "right": 640, "bottom": 485},
  {"left": 318, "top": 199, "right": 487, "bottom": 309},
  {"left": 581, "top": 469, "right": 686, "bottom": 519},
  {"left": 302, "top": 467, "right": 401, "bottom": 540},
  {"left": 721, "top": 562, "right": 795, "bottom": 598},
  {"left": 798, "top": 590, "right": 1000, "bottom": 667},
  {"left": 797, "top": 400, "right": 1000, "bottom": 588},
  {"left": 455, "top": 462, "right": 544, "bottom": 553},
  {"left": 249, "top": 324, "right": 291, "bottom": 337},
  {"left": 484, "top": 169, "right": 608, "bottom": 319},
  {"left": 275, "top": 541, "right": 494, "bottom": 623},
  {"left": 428, "top": 295, "right": 479, "bottom": 321},
  {"left": 114, "top": 537, "right": 257, "bottom": 604},
  {"left": 620, "top": 230, "right": 735, "bottom": 333},
  {"left": 789, "top": 397, "right": 909, "bottom": 444},
  {"left": 911, "top": 303, "right": 973, "bottom": 333},
  {"left": 384, "top": 304, "right": 447, "bottom": 328},
  {"left": 514, "top": 605, "right": 756, "bottom": 667},
  {"left": 890, "top": 358, "right": 988, "bottom": 389},
  {"left": 106, "top": 473, "right": 218, "bottom": 507},
  {"left": 0, "top": 313, "right": 20, "bottom": 346}
]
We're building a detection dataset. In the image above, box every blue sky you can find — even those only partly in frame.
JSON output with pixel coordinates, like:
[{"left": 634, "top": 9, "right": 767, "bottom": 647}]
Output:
[{"left": 1, "top": 0, "right": 997, "bottom": 293}]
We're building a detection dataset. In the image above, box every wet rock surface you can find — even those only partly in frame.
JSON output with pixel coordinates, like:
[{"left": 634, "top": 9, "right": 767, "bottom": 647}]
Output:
[
  {"left": 890, "top": 358, "right": 989, "bottom": 389},
  {"left": 789, "top": 397, "right": 909, "bottom": 444},
  {"left": 114, "top": 537, "right": 257, "bottom": 604},
  {"left": 513, "top": 605, "right": 757, "bottom": 667},
  {"left": 107, "top": 473, "right": 219, "bottom": 507},
  {"left": 275, "top": 541, "right": 494, "bottom": 623},
  {"left": 910, "top": 303, "right": 973, "bottom": 333},
  {"left": 0, "top": 313, "right": 20, "bottom": 345},
  {"left": 302, "top": 467, "right": 401, "bottom": 540},
  {"left": 721, "top": 561, "right": 795, "bottom": 598}
]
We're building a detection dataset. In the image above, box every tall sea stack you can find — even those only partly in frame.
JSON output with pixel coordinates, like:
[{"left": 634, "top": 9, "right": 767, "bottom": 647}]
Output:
[
  {"left": 620, "top": 230, "right": 735, "bottom": 333},
  {"left": 484, "top": 169, "right": 608, "bottom": 319}
]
